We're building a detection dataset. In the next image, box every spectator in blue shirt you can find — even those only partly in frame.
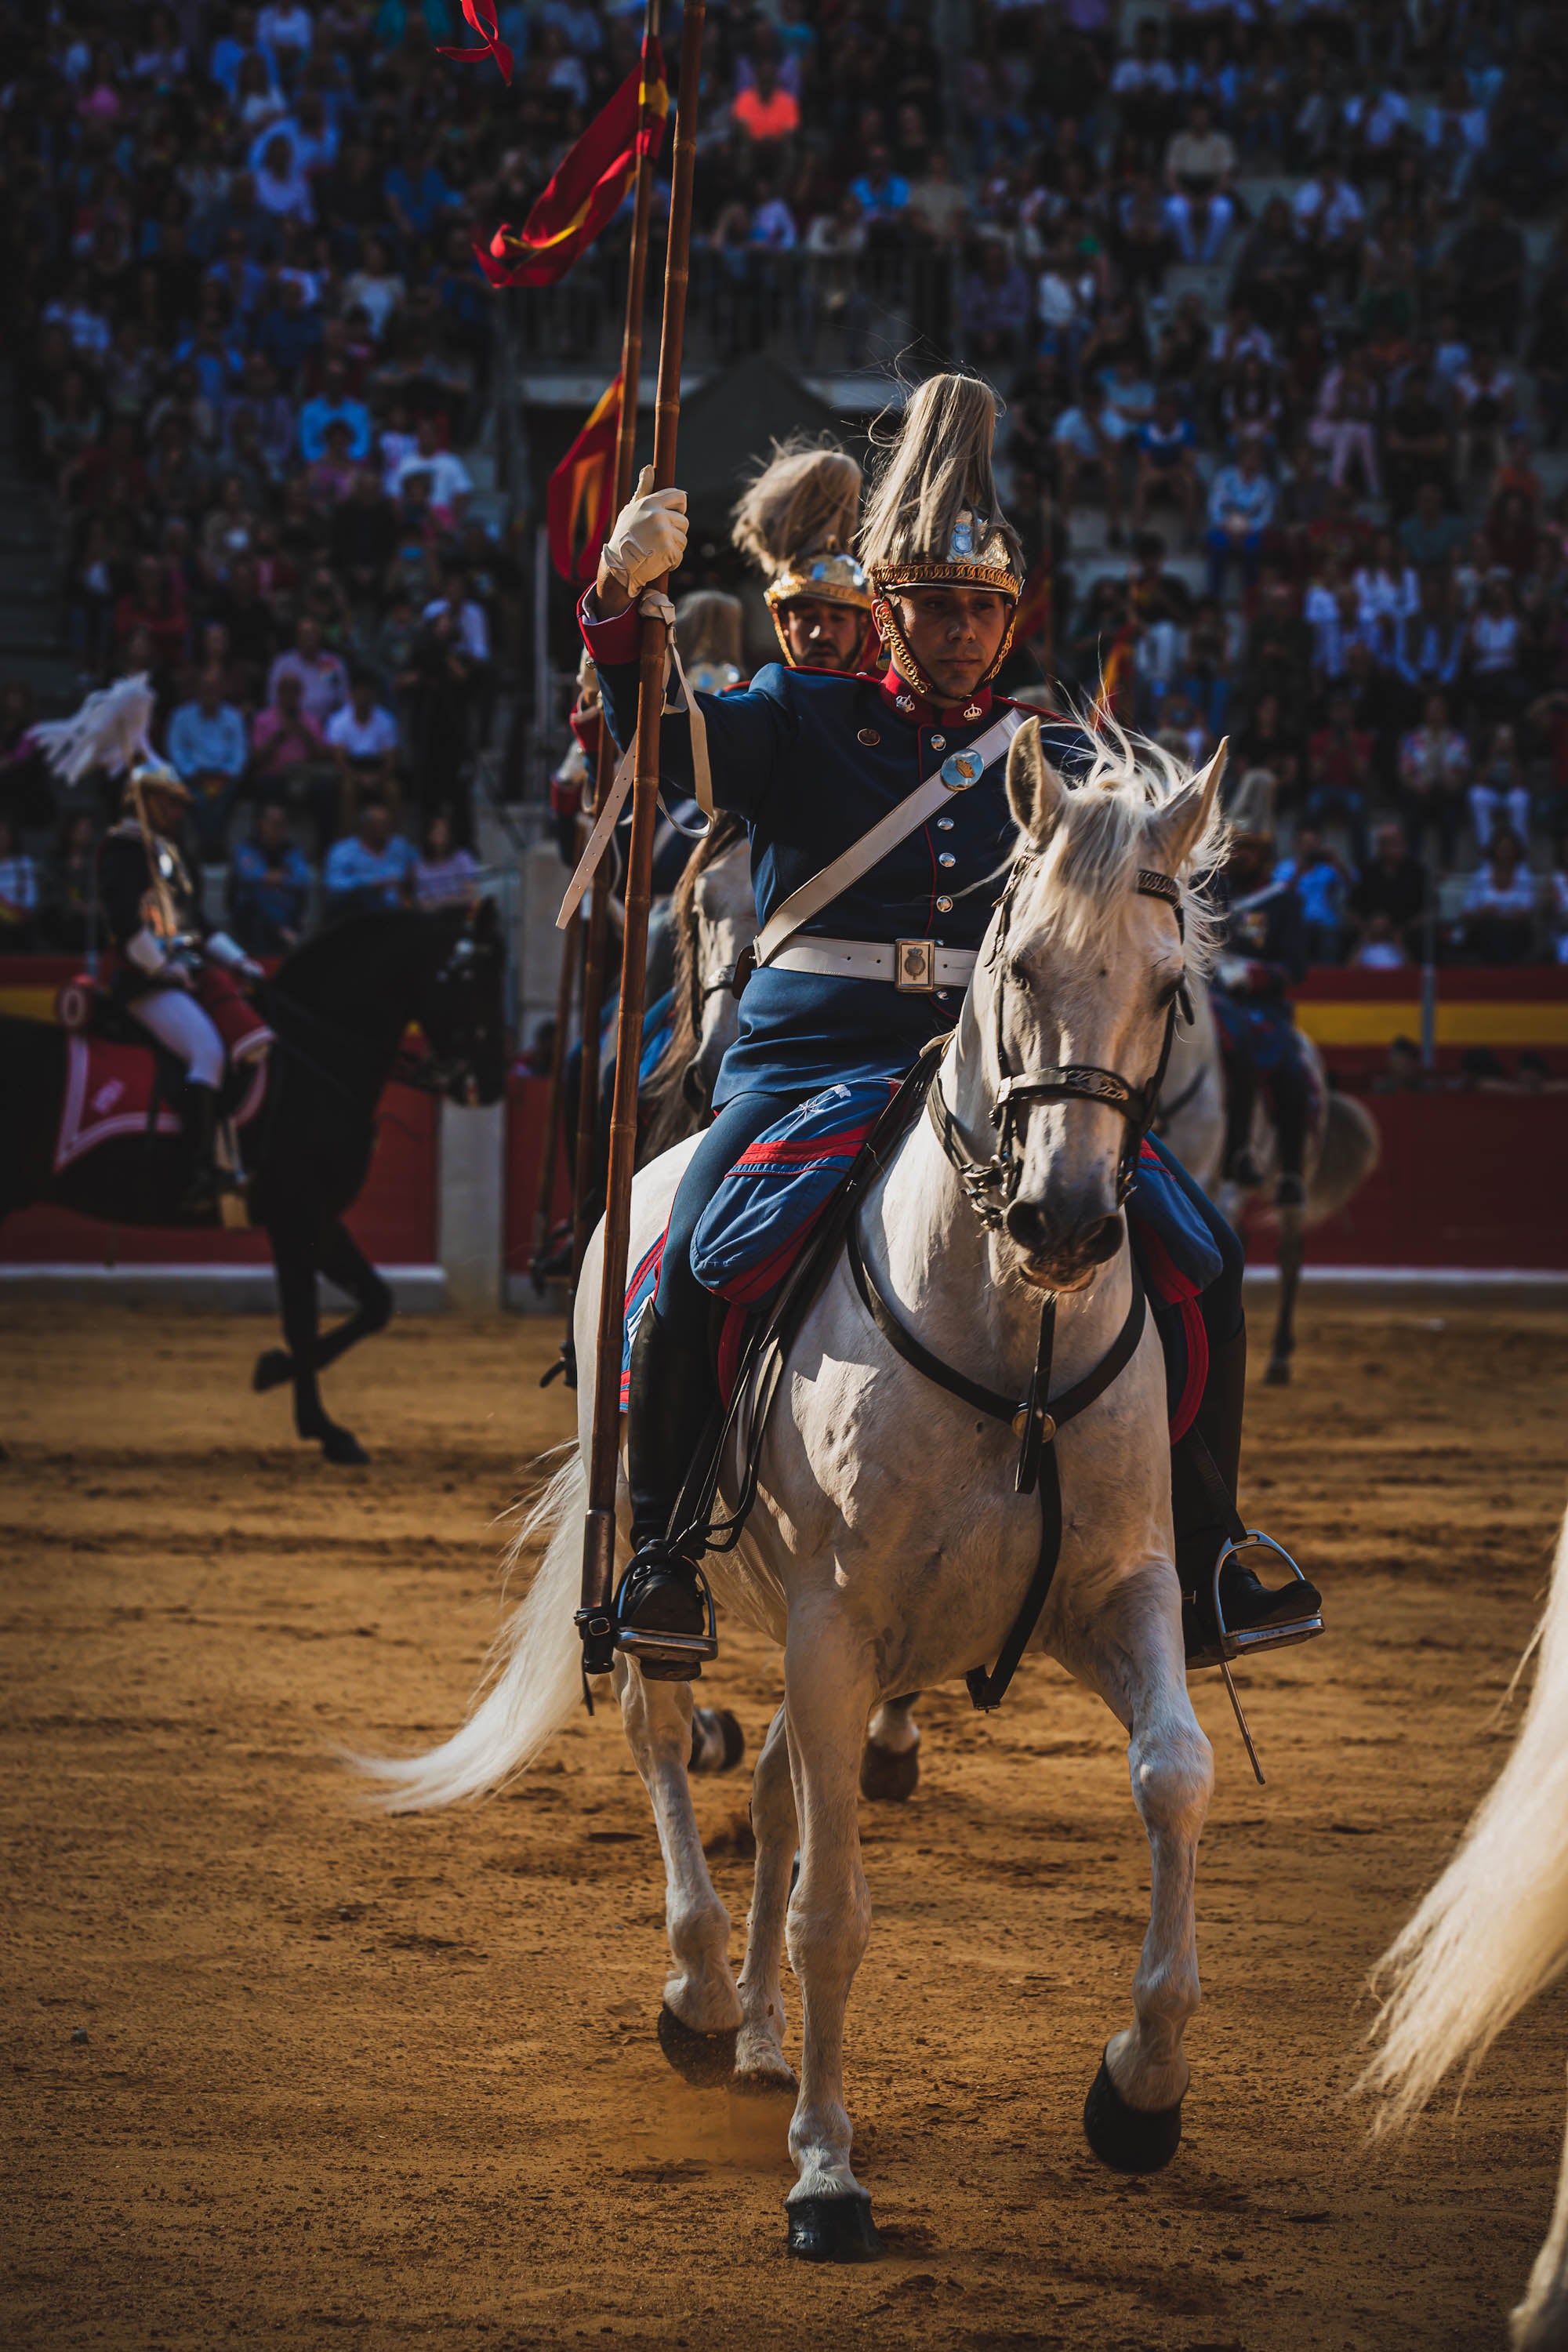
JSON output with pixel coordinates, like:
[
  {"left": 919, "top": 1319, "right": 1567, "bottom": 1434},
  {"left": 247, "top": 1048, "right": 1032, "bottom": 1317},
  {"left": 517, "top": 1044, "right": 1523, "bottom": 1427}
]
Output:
[
  {"left": 1133, "top": 390, "right": 1199, "bottom": 536},
  {"left": 168, "top": 667, "right": 250, "bottom": 859},
  {"left": 849, "top": 148, "right": 910, "bottom": 226},
  {"left": 323, "top": 793, "right": 417, "bottom": 918},
  {"left": 1207, "top": 441, "right": 1276, "bottom": 597},
  {"left": 383, "top": 144, "right": 459, "bottom": 246},
  {"left": 299, "top": 362, "right": 372, "bottom": 463},
  {"left": 1273, "top": 826, "right": 1354, "bottom": 962},
  {"left": 256, "top": 275, "right": 321, "bottom": 384},
  {"left": 228, "top": 800, "right": 314, "bottom": 955}
]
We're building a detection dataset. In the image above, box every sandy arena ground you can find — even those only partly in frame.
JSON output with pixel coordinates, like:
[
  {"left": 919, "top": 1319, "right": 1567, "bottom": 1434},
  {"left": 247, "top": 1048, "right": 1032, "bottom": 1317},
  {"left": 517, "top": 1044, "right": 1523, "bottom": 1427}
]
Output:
[{"left": 3, "top": 1292, "right": 1567, "bottom": 2351}]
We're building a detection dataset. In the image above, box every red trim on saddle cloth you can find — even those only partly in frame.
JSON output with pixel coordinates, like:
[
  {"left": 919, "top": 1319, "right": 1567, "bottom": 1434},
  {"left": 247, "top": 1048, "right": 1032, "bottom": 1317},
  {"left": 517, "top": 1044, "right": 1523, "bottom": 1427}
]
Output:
[
  {"left": 195, "top": 965, "right": 274, "bottom": 1062},
  {"left": 53, "top": 1035, "right": 270, "bottom": 1174},
  {"left": 1134, "top": 1221, "right": 1209, "bottom": 1444},
  {"left": 54, "top": 1036, "right": 181, "bottom": 1172}
]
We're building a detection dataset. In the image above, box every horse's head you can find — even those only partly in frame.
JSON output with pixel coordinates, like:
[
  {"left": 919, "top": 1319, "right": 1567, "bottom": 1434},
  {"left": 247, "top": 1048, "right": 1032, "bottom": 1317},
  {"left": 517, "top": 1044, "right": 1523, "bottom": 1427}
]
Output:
[
  {"left": 416, "top": 897, "right": 509, "bottom": 1106},
  {"left": 684, "top": 836, "right": 755, "bottom": 1115},
  {"left": 955, "top": 718, "right": 1225, "bottom": 1293}
]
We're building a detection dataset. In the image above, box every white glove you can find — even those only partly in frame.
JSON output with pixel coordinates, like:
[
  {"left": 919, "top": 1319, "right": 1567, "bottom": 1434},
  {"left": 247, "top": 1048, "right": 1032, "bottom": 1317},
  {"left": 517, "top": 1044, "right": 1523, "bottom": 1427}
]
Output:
[{"left": 601, "top": 465, "right": 688, "bottom": 595}]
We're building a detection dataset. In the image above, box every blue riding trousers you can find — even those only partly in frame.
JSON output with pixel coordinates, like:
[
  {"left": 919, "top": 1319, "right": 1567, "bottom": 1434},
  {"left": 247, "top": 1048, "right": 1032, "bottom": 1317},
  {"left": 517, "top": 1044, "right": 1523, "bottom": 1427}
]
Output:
[{"left": 650, "top": 1091, "right": 1245, "bottom": 1353}]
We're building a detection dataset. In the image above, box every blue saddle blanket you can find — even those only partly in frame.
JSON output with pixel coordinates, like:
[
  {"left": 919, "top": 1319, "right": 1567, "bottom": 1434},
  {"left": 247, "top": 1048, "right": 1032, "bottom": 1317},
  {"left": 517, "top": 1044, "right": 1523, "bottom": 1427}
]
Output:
[{"left": 623, "top": 1085, "right": 1225, "bottom": 1439}]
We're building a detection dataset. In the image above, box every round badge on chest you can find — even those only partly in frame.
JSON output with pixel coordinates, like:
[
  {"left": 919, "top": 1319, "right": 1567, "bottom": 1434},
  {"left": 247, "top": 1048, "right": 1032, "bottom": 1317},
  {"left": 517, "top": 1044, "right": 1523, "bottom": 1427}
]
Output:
[
  {"left": 940, "top": 749, "right": 985, "bottom": 793},
  {"left": 857, "top": 726, "right": 880, "bottom": 746}
]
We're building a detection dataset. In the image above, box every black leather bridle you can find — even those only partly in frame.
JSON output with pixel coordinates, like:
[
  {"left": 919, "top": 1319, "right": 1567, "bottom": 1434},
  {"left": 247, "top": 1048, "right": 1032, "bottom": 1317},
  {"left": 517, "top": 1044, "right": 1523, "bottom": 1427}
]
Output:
[{"left": 927, "top": 862, "right": 1190, "bottom": 1229}]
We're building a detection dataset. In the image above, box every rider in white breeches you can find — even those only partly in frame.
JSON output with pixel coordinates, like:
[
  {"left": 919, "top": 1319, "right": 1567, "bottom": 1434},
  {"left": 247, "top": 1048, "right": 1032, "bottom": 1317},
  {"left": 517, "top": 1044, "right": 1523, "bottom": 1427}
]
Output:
[{"left": 129, "top": 982, "right": 227, "bottom": 1088}]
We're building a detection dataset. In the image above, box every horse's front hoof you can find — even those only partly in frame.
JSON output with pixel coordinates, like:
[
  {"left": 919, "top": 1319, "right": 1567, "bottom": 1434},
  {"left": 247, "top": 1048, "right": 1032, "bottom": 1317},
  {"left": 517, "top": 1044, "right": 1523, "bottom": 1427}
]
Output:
[
  {"left": 656, "top": 2003, "right": 737, "bottom": 2088},
  {"left": 786, "top": 2191, "right": 883, "bottom": 2263},
  {"left": 1083, "top": 2051, "right": 1183, "bottom": 2174},
  {"left": 859, "top": 1739, "right": 919, "bottom": 1802},
  {"left": 252, "top": 1348, "right": 292, "bottom": 1393},
  {"left": 1264, "top": 1356, "right": 1292, "bottom": 1387},
  {"left": 690, "top": 1707, "right": 745, "bottom": 1775},
  {"left": 319, "top": 1427, "right": 369, "bottom": 1467}
]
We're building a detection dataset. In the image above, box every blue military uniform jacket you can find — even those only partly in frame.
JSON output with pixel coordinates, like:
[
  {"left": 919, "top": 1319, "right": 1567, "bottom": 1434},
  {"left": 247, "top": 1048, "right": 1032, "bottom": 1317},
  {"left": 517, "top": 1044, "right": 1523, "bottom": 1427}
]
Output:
[
  {"left": 582, "top": 597, "right": 1075, "bottom": 1108},
  {"left": 1218, "top": 875, "right": 1308, "bottom": 1004}
]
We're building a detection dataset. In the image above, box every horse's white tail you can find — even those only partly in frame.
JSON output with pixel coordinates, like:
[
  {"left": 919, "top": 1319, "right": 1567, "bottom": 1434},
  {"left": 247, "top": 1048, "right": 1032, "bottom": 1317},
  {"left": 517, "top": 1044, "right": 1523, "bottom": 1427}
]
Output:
[
  {"left": 1363, "top": 1503, "right": 1568, "bottom": 2132},
  {"left": 351, "top": 1449, "right": 589, "bottom": 1810}
]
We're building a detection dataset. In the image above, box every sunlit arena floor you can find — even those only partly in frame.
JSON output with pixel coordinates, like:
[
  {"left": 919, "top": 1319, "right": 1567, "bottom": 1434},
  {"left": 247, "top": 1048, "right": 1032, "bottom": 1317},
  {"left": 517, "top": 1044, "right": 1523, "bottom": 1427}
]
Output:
[{"left": 3, "top": 1294, "right": 1567, "bottom": 2351}]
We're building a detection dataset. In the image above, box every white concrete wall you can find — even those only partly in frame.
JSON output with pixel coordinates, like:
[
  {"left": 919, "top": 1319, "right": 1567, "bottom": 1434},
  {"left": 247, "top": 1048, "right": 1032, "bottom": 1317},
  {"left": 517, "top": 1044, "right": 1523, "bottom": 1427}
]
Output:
[{"left": 438, "top": 1098, "right": 506, "bottom": 1315}]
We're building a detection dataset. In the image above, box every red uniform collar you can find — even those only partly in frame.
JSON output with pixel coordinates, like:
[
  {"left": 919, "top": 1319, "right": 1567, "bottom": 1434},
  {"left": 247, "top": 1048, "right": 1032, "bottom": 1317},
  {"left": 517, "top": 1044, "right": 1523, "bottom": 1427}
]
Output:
[{"left": 875, "top": 661, "right": 993, "bottom": 728}]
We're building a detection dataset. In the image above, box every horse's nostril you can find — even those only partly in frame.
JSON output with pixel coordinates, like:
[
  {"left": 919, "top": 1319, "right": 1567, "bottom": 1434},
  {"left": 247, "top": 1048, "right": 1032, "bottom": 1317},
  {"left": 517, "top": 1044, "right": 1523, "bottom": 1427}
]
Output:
[
  {"left": 1081, "top": 1214, "right": 1123, "bottom": 1265},
  {"left": 1005, "top": 1196, "right": 1052, "bottom": 1253}
]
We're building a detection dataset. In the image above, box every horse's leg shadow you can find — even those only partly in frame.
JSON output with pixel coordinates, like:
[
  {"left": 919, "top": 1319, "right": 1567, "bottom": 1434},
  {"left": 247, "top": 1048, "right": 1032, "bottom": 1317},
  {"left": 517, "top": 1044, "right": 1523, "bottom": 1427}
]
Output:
[
  {"left": 1067, "top": 1573, "right": 1214, "bottom": 2175},
  {"left": 267, "top": 1218, "right": 375, "bottom": 1465},
  {"left": 860, "top": 1693, "right": 920, "bottom": 1802},
  {"left": 615, "top": 1656, "right": 742, "bottom": 2083},
  {"left": 734, "top": 1704, "right": 798, "bottom": 2101}
]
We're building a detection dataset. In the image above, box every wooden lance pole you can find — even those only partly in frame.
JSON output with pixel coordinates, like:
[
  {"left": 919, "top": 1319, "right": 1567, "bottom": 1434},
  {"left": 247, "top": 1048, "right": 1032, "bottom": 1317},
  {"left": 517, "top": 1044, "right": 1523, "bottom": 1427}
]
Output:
[
  {"left": 568, "top": 0, "right": 663, "bottom": 1302},
  {"left": 576, "top": 0, "right": 704, "bottom": 1675}
]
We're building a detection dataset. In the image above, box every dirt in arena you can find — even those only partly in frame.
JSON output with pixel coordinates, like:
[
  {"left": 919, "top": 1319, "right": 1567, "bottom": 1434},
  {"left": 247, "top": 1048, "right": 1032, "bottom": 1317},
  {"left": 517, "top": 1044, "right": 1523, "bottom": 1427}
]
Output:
[{"left": 4, "top": 1294, "right": 1568, "bottom": 2352}]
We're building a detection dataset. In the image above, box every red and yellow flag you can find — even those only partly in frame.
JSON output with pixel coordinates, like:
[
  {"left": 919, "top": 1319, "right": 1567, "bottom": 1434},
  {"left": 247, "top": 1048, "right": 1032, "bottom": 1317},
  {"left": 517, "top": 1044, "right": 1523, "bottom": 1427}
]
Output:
[
  {"left": 546, "top": 374, "right": 623, "bottom": 584},
  {"left": 438, "top": 0, "right": 512, "bottom": 84},
  {"left": 477, "top": 39, "right": 668, "bottom": 289}
]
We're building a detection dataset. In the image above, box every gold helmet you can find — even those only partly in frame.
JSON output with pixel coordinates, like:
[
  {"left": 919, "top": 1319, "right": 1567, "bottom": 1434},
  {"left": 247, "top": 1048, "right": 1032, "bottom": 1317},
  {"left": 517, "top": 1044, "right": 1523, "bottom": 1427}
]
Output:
[
  {"left": 125, "top": 750, "right": 190, "bottom": 811},
  {"left": 858, "top": 373, "right": 1024, "bottom": 697},
  {"left": 731, "top": 439, "right": 874, "bottom": 668}
]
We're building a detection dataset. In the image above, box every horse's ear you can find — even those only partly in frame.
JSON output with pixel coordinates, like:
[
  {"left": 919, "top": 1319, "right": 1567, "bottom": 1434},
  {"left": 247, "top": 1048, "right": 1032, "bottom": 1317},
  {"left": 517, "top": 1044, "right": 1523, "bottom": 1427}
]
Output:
[
  {"left": 1006, "top": 720, "right": 1069, "bottom": 844},
  {"left": 1149, "top": 738, "right": 1228, "bottom": 873}
]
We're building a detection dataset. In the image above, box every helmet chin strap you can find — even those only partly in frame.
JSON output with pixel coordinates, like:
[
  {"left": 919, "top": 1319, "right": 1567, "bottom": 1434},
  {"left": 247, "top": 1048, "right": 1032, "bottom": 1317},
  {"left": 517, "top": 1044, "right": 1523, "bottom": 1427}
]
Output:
[{"left": 873, "top": 594, "right": 1020, "bottom": 702}]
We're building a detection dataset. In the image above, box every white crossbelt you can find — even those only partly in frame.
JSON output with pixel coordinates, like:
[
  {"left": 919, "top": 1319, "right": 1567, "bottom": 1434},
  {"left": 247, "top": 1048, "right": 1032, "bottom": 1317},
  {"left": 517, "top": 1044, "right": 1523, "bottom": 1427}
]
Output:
[{"left": 768, "top": 935, "right": 979, "bottom": 990}]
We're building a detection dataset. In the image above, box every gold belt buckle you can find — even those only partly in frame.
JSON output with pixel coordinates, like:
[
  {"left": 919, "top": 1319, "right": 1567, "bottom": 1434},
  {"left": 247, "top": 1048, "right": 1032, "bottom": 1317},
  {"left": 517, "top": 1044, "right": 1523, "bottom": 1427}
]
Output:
[{"left": 895, "top": 938, "right": 936, "bottom": 992}]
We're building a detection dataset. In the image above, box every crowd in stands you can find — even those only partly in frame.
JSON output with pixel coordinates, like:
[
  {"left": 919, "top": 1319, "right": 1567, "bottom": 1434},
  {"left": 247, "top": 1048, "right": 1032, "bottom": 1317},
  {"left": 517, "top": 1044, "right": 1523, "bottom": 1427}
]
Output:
[
  {"left": 2, "top": 0, "right": 528, "bottom": 949},
  {"left": 4, "top": 0, "right": 1568, "bottom": 973}
]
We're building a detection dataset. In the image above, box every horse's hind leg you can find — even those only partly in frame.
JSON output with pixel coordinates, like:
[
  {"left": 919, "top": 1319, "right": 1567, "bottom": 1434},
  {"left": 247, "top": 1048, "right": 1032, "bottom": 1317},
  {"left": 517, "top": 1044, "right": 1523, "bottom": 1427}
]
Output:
[
  {"left": 1513, "top": 2084, "right": 1568, "bottom": 2350},
  {"left": 782, "top": 1613, "right": 882, "bottom": 2261},
  {"left": 616, "top": 1657, "right": 742, "bottom": 2084},
  {"left": 256, "top": 1218, "right": 392, "bottom": 1392},
  {"left": 1266, "top": 1206, "right": 1304, "bottom": 1386},
  {"left": 734, "top": 1704, "right": 798, "bottom": 2098},
  {"left": 860, "top": 1693, "right": 920, "bottom": 1801},
  {"left": 266, "top": 1217, "right": 369, "bottom": 1466},
  {"left": 1069, "top": 1572, "right": 1214, "bottom": 2173}
]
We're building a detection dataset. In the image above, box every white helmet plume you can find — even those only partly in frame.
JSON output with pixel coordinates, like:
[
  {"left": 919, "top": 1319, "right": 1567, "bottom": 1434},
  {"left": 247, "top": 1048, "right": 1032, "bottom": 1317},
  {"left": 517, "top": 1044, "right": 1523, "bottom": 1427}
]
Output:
[{"left": 33, "top": 676, "right": 158, "bottom": 785}]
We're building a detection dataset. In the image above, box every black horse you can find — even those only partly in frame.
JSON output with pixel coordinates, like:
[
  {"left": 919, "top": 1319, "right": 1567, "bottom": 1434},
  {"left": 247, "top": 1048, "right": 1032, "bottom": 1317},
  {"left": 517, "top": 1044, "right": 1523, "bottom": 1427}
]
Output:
[{"left": 1, "top": 903, "right": 508, "bottom": 1463}]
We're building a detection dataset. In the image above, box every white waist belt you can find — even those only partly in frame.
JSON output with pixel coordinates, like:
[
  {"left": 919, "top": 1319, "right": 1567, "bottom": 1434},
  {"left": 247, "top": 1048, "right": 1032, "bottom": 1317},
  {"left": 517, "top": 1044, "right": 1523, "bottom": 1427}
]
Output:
[{"left": 768, "top": 935, "right": 978, "bottom": 993}]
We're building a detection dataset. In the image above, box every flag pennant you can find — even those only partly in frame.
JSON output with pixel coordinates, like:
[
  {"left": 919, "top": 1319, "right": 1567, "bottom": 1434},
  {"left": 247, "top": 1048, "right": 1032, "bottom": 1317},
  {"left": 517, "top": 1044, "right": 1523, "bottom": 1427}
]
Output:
[
  {"left": 438, "top": 0, "right": 513, "bottom": 83},
  {"left": 476, "top": 38, "right": 668, "bottom": 289},
  {"left": 547, "top": 375, "right": 624, "bottom": 584}
]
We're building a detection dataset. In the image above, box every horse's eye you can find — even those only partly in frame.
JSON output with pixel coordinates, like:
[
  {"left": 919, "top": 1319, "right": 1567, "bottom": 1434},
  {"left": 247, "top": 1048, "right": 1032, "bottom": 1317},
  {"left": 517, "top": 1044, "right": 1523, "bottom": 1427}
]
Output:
[
  {"left": 1007, "top": 954, "right": 1032, "bottom": 989},
  {"left": 1156, "top": 973, "right": 1183, "bottom": 1010}
]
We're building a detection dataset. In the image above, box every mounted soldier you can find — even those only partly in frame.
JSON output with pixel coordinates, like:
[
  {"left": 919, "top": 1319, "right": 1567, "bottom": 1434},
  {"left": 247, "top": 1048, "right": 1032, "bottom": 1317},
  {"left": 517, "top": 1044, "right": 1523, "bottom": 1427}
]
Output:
[
  {"left": 1212, "top": 828, "right": 1312, "bottom": 1205},
  {"left": 37, "top": 677, "right": 270, "bottom": 1218},
  {"left": 731, "top": 437, "right": 878, "bottom": 675},
  {"left": 579, "top": 370, "right": 1318, "bottom": 1678}
]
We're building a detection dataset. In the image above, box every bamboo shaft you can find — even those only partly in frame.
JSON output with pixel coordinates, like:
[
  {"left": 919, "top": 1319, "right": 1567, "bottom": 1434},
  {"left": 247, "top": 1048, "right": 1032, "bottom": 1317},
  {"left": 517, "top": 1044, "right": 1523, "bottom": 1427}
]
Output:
[{"left": 580, "top": 0, "right": 706, "bottom": 1627}]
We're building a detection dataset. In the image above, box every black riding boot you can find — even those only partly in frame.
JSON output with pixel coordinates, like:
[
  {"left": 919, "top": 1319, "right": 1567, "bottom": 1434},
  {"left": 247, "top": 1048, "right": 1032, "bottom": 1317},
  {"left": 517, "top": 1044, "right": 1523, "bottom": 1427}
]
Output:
[
  {"left": 618, "top": 1309, "right": 720, "bottom": 1680},
  {"left": 176, "top": 1080, "right": 222, "bottom": 1218},
  {"left": 1174, "top": 1323, "right": 1322, "bottom": 1664}
]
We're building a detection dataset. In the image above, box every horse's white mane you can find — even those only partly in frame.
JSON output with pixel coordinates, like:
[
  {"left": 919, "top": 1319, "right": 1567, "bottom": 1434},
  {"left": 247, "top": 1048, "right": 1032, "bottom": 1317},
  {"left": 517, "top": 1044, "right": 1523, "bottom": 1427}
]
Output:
[{"left": 1016, "top": 713, "right": 1228, "bottom": 978}]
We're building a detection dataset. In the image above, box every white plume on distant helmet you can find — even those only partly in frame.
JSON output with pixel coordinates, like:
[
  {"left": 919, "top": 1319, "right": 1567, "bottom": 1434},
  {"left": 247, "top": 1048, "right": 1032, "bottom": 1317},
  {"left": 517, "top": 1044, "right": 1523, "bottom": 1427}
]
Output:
[{"left": 33, "top": 674, "right": 186, "bottom": 802}]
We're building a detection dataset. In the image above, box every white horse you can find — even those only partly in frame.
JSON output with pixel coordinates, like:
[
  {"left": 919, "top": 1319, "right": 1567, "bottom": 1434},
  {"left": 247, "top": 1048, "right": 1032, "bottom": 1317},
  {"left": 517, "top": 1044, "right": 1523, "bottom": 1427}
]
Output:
[
  {"left": 1363, "top": 1503, "right": 1568, "bottom": 2351},
  {"left": 1156, "top": 981, "right": 1380, "bottom": 1384},
  {"left": 358, "top": 721, "right": 1229, "bottom": 2257}
]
